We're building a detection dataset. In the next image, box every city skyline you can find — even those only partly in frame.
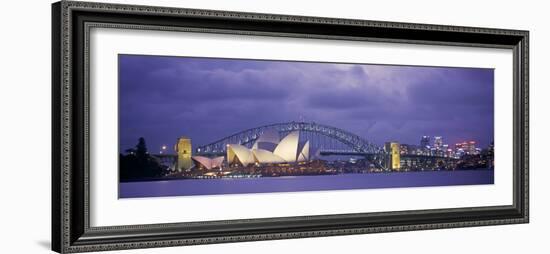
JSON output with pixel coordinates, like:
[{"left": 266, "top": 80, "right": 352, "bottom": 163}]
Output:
[{"left": 119, "top": 54, "right": 494, "bottom": 153}]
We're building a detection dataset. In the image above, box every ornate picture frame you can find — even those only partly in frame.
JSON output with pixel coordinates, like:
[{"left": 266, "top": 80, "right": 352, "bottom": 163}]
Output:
[{"left": 52, "top": 1, "right": 529, "bottom": 253}]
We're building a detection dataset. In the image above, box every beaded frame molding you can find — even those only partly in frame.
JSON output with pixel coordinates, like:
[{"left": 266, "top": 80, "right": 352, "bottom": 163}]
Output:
[{"left": 52, "top": 1, "right": 529, "bottom": 253}]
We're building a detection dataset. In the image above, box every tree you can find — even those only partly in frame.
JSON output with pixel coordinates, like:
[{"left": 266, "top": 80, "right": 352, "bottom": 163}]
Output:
[
  {"left": 119, "top": 137, "right": 165, "bottom": 181},
  {"left": 135, "top": 137, "right": 147, "bottom": 159}
]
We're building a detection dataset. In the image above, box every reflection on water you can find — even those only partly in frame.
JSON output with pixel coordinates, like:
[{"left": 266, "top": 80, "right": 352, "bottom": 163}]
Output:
[{"left": 119, "top": 169, "right": 494, "bottom": 198}]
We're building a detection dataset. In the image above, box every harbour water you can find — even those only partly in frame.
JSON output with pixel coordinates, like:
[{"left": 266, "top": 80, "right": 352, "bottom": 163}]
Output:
[{"left": 119, "top": 169, "right": 494, "bottom": 198}]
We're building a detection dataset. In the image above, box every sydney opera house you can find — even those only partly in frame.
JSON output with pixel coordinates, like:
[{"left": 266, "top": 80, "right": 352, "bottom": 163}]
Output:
[
  {"left": 189, "top": 130, "right": 311, "bottom": 170},
  {"left": 227, "top": 130, "right": 310, "bottom": 166}
]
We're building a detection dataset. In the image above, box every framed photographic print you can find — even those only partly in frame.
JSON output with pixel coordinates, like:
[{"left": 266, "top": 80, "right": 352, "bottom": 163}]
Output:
[{"left": 52, "top": 1, "right": 529, "bottom": 253}]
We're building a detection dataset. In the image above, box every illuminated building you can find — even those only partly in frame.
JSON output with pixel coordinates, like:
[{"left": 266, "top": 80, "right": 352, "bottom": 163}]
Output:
[
  {"left": 399, "top": 144, "right": 409, "bottom": 155},
  {"left": 434, "top": 136, "right": 443, "bottom": 150},
  {"left": 385, "top": 142, "right": 401, "bottom": 171},
  {"left": 442, "top": 144, "right": 450, "bottom": 157},
  {"left": 227, "top": 130, "right": 310, "bottom": 166},
  {"left": 468, "top": 141, "right": 478, "bottom": 154},
  {"left": 446, "top": 148, "right": 454, "bottom": 158},
  {"left": 420, "top": 136, "right": 430, "bottom": 149},
  {"left": 399, "top": 144, "right": 422, "bottom": 155},
  {"left": 175, "top": 136, "right": 192, "bottom": 171},
  {"left": 192, "top": 156, "right": 224, "bottom": 170},
  {"left": 455, "top": 141, "right": 478, "bottom": 155}
]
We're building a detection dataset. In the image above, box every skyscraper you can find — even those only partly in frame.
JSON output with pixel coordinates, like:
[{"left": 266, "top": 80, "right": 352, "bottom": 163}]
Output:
[
  {"left": 434, "top": 136, "right": 443, "bottom": 150},
  {"left": 468, "top": 141, "right": 477, "bottom": 154},
  {"left": 420, "top": 136, "right": 430, "bottom": 149},
  {"left": 455, "top": 141, "right": 478, "bottom": 156}
]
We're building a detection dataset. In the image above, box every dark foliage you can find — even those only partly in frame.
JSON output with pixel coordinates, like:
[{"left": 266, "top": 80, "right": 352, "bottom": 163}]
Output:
[{"left": 120, "top": 137, "right": 165, "bottom": 181}]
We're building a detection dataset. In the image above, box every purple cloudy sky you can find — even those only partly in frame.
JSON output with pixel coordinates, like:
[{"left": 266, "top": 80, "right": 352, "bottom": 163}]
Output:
[{"left": 119, "top": 54, "right": 494, "bottom": 153}]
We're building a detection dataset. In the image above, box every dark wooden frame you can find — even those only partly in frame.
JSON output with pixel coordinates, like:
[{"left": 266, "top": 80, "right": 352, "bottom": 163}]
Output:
[{"left": 52, "top": 1, "right": 529, "bottom": 253}]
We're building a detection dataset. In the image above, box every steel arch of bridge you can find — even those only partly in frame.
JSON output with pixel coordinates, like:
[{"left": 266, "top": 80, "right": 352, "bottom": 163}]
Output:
[{"left": 195, "top": 122, "right": 382, "bottom": 155}]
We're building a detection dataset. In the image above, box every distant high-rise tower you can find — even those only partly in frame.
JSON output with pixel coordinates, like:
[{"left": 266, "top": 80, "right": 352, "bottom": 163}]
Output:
[
  {"left": 467, "top": 141, "right": 477, "bottom": 154},
  {"left": 420, "top": 136, "right": 430, "bottom": 149},
  {"left": 385, "top": 142, "right": 401, "bottom": 171},
  {"left": 175, "top": 136, "right": 192, "bottom": 171},
  {"left": 434, "top": 136, "right": 443, "bottom": 150}
]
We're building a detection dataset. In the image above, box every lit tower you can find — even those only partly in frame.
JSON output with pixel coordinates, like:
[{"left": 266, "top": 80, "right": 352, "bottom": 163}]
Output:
[
  {"left": 434, "top": 136, "right": 443, "bottom": 150},
  {"left": 468, "top": 141, "right": 477, "bottom": 154},
  {"left": 175, "top": 136, "right": 192, "bottom": 171},
  {"left": 420, "top": 136, "right": 430, "bottom": 149},
  {"left": 385, "top": 142, "right": 401, "bottom": 171}
]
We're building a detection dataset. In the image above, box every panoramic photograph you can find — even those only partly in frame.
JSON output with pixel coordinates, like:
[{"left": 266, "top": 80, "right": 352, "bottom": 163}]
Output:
[{"left": 118, "top": 54, "right": 494, "bottom": 198}]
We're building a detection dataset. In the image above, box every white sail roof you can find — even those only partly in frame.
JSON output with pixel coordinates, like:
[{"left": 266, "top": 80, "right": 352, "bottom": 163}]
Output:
[
  {"left": 227, "top": 131, "right": 310, "bottom": 165},
  {"left": 227, "top": 144, "right": 255, "bottom": 166},
  {"left": 252, "top": 149, "right": 285, "bottom": 164},
  {"left": 273, "top": 131, "right": 300, "bottom": 162},
  {"left": 192, "top": 156, "right": 224, "bottom": 170}
]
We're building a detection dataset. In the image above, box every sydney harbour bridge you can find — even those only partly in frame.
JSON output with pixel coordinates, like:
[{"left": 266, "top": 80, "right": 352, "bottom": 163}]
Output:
[
  {"left": 153, "top": 121, "right": 387, "bottom": 169},
  {"left": 195, "top": 121, "right": 383, "bottom": 157}
]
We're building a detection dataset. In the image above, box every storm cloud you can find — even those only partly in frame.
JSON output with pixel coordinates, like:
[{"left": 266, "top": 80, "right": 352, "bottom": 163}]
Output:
[{"left": 119, "top": 55, "right": 494, "bottom": 153}]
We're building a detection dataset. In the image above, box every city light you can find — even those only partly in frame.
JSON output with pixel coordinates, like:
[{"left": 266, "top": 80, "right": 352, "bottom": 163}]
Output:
[{"left": 122, "top": 127, "right": 493, "bottom": 182}]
